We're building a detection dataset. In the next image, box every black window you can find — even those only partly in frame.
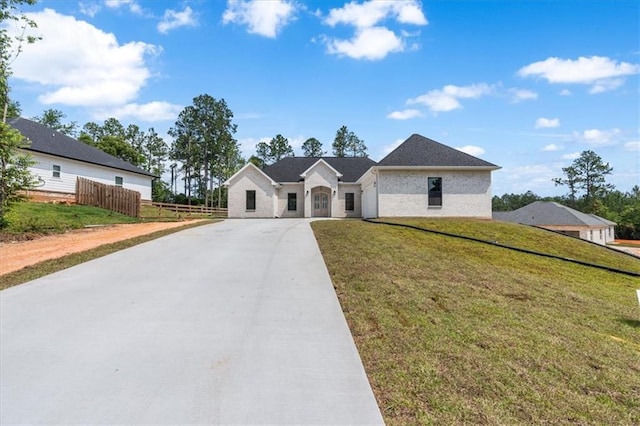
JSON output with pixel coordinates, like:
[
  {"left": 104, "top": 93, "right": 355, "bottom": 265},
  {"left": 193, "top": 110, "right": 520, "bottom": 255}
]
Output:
[
  {"left": 52, "top": 164, "right": 61, "bottom": 178},
  {"left": 115, "top": 176, "right": 123, "bottom": 186},
  {"left": 287, "top": 193, "right": 297, "bottom": 211},
  {"left": 428, "top": 177, "right": 442, "bottom": 207},
  {"left": 246, "top": 190, "right": 256, "bottom": 210},
  {"left": 345, "top": 192, "right": 355, "bottom": 211}
]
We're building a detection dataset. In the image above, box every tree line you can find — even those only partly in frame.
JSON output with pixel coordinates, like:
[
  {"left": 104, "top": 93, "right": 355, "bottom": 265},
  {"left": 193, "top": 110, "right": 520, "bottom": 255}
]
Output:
[
  {"left": 493, "top": 150, "right": 640, "bottom": 239},
  {"left": 250, "top": 125, "right": 367, "bottom": 167},
  {"left": 28, "top": 104, "right": 369, "bottom": 207}
]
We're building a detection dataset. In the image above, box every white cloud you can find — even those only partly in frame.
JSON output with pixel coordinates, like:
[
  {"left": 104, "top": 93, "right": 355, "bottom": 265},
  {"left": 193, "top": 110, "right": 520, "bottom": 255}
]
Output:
[
  {"left": 158, "top": 6, "right": 197, "bottom": 34},
  {"left": 535, "top": 117, "right": 560, "bottom": 129},
  {"left": 455, "top": 145, "right": 485, "bottom": 157},
  {"left": 325, "top": 26, "right": 403, "bottom": 60},
  {"left": 79, "top": 2, "right": 101, "bottom": 17},
  {"left": 509, "top": 88, "right": 537, "bottom": 103},
  {"left": 624, "top": 141, "right": 640, "bottom": 151},
  {"left": 222, "top": 0, "right": 295, "bottom": 38},
  {"left": 237, "top": 136, "right": 270, "bottom": 158},
  {"left": 104, "top": 0, "right": 142, "bottom": 14},
  {"left": 288, "top": 135, "right": 305, "bottom": 151},
  {"left": 559, "top": 89, "right": 572, "bottom": 96},
  {"left": 542, "top": 144, "right": 561, "bottom": 152},
  {"left": 562, "top": 152, "right": 581, "bottom": 160},
  {"left": 324, "top": 0, "right": 427, "bottom": 28},
  {"left": 95, "top": 101, "right": 183, "bottom": 122},
  {"left": 386, "top": 109, "right": 422, "bottom": 120},
  {"left": 518, "top": 56, "right": 640, "bottom": 93},
  {"left": 573, "top": 128, "right": 621, "bottom": 146},
  {"left": 589, "top": 78, "right": 624, "bottom": 94},
  {"left": 322, "top": 0, "right": 426, "bottom": 60},
  {"left": 497, "top": 164, "right": 559, "bottom": 193},
  {"left": 407, "top": 83, "right": 495, "bottom": 113},
  {"left": 9, "top": 9, "right": 161, "bottom": 110}
]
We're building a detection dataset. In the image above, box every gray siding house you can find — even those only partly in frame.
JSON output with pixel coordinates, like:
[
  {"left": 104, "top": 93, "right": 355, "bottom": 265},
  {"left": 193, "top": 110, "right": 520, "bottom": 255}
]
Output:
[
  {"left": 225, "top": 134, "right": 500, "bottom": 219},
  {"left": 10, "top": 117, "right": 155, "bottom": 201},
  {"left": 493, "top": 201, "right": 616, "bottom": 245}
]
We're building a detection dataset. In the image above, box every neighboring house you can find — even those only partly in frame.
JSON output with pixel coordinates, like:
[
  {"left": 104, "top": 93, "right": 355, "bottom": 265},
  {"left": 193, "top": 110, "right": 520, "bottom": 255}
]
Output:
[
  {"left": 9, "top": 117, "right": 155, "bottom": 201},
  {"left": 225, "top": 134, "right": 500, "bottom": 218},
  {"left": 493, "top": 201, "right": 616, "bottom": 245}
]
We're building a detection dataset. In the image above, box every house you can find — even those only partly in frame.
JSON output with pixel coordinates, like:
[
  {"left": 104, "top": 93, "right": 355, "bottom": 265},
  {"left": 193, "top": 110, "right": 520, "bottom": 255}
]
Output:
[
  {"left": 9, "top": 117, "right": 155, "bottom": 201},
  {"left": 224, "top": 134, "right": 500, "bottom": 218},
  {"left": 493, "top": 201, "right": 616, "bottom": 245}
]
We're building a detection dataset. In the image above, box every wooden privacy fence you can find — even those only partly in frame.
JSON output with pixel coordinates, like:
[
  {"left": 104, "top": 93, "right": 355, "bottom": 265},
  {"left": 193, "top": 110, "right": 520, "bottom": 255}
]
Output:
[{"left": 76, "top": 177, "right": 141, "bottom": 218}]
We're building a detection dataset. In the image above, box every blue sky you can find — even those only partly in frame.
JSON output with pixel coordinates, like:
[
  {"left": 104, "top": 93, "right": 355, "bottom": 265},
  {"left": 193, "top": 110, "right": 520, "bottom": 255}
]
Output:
[{"left": 8, "top": 0, "right": 640, "bottom": 196}]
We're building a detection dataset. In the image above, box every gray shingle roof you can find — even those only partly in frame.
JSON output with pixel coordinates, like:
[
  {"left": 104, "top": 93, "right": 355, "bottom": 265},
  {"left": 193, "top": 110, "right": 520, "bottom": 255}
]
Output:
[
  {"left": 493, "top": 201, "right": 616, "bottom": 226},
  {"left": 9, "top": 117, "right": 155, "bottom": 177},
  {"left": 263, "top": 156, "right": 377, "bottom": 182},
  {"left": 378, "top": 134, "right": 499, "bottom": 168}
]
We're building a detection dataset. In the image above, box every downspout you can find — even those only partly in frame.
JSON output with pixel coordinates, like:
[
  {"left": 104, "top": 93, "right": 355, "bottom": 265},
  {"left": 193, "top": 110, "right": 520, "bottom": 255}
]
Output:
[{"left": 374, "top": 169, "right": 379, "bottom": 219}]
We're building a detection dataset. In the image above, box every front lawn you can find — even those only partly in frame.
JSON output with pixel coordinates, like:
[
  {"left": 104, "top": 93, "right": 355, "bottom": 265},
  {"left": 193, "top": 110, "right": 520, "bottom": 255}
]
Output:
[{"left": 312, "top": 219, "right": 640, "bottom": 425}]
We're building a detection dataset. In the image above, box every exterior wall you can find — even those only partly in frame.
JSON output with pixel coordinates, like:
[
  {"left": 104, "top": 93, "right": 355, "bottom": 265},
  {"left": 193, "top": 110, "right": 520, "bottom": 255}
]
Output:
[
  {"left": 24, "top": 151, "right": 153, "bottom": 200},
  {"left": 359, "top": 171, "right": 377, "bottom": 219},
  {"left": 540, "top": 224, "right": 613, "bottom": 246},
  {"left": 377, "top": 169, "right": 492, "bottom": 218},
  {"left": 227, "top": 166, "right": 276, "bottom": 218},
  {"left": 335, "top": 183, "right": 362, "bottom": 218},
  {"left": 276, "top": 183, "right": 304, "bottom": 218},
  {"left": 303, "top": 162, "right": 340, "bottom": 218}
]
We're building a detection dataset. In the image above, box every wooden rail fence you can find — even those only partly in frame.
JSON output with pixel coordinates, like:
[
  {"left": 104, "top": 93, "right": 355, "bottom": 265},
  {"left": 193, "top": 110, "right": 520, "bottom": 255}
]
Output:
[
  {"left": 76, "top": 177, "right": 141, "bottom": 217},
  {"left": 143, "top": 201, "right": 227, "bottom": 218}
]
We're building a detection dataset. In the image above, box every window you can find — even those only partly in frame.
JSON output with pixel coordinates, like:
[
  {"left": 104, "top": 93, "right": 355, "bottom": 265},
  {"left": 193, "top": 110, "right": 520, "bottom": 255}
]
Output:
[
  {"left": 52, "top": 164, "right": 61, "bottom": 178},
  {"left": 115, "top": 176, "right": 123, "bottom": 186},
  {"left": 246, "top": 190, "right": 256, "bottom": 210},
  {"left": 599, "top": 229, "right": 603, "bottom": 240},
  {"left": 345, "top": 192, "right": 355, "bottom": 211},
  {"left": 428, "top": 177, "right": 442, "bottom": 207},
  {"left": 287, "top": 193, "right": 297, "bottom": 211}
]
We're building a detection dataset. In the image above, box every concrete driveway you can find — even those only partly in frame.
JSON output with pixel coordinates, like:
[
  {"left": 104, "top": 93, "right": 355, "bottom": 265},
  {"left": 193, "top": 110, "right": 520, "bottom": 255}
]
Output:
[{"left": 1, "top": 219, "right": 384, "bottom": 425}]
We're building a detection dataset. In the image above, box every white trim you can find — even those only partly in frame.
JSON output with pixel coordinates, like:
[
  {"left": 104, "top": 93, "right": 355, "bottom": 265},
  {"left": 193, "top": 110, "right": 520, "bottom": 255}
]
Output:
[
  {"left": 356, "top": 166, "right": 376, "bottom": 184},
  {"left": 300, "top": 159, "right": 343, "bottom": 178},
  {"left": 224, "top": 162, "right": 278, "bottom": 186}
]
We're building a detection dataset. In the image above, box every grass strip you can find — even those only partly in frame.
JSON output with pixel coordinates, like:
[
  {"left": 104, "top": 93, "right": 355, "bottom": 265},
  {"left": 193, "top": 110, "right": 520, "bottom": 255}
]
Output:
[{"left": 1, "top": 220, "right": 218, "bottom": 291}]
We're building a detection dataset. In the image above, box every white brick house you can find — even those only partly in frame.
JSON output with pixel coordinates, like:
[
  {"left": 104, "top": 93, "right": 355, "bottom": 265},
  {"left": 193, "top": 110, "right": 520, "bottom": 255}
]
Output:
[
  {"left": 225, "top": 134, "right": 500, "bottom": 218},
  {"left": 10, "top": 117, "right": 155, "bottom": 200}
]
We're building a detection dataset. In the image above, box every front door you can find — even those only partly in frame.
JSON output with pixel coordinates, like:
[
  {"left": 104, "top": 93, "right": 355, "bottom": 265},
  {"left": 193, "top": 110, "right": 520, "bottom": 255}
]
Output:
[{"left": 313, "top": 192, "right": 329, "bottom": 217}]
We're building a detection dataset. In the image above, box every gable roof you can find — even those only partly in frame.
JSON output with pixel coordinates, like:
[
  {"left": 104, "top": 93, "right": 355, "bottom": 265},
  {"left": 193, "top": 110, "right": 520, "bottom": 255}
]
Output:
[
  {"left": 300, "top": 159, "right": 343, "bottom": 178},
  {"left": 378, "top": 134, "right": 499, "bottom": 169},
  {"left": 9, "top": 117, "right": 155, "bottom": 177},
  {"left": 494, "top": 201, "right": 616, "bottom": 227},
  {"left": 262, "top": 156, "right": 377, "bottom": 182},
  {"left": 224, "top": 162, "right": 278, "bottom": 186}
]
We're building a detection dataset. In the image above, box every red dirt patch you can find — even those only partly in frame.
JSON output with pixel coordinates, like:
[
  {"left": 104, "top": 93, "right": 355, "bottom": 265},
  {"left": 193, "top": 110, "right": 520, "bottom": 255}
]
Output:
[{"left": 0, "top": 221, "right": 205, "bottom": 276}]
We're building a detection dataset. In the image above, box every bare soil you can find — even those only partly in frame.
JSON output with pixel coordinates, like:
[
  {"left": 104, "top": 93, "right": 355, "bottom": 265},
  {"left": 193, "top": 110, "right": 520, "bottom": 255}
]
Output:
[
  {"left": 0, "top": 221, "right": 205, "bottom": 276},
  {"left": 610, "top": 239, "right": 640, "bottom": 257}
]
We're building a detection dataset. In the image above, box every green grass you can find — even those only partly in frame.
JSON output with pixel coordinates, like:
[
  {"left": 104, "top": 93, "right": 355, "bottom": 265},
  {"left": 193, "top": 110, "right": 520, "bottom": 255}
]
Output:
[
  {"left": 1, "top": 202, "right": 213, "bottom": 236},
  {"left": 1, "top": 220, "right": 218, "bottom": 290},
  {"left": 312, "top": 219, "right": 640, "bottom": 425},
  {"left": 3, "top": 202, "right": 141, "bottom": 234}
]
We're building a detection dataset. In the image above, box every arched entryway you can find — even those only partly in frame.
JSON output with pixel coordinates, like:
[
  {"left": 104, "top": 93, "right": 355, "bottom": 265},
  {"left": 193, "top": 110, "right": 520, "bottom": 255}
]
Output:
[{"left": 311, "top": 186, "right": 331, "bottom": 217}]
